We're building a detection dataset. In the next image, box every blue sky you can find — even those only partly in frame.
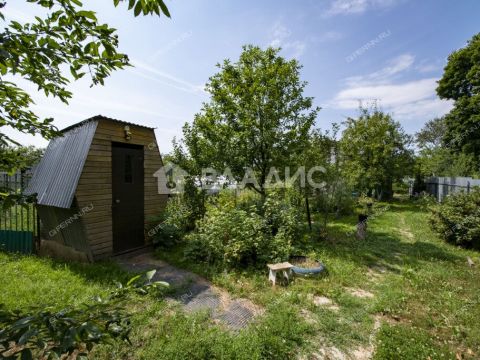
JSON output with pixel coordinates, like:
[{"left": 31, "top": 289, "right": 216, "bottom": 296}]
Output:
[{"left": 4, "top": 0, "right": 480, "bottom": 153}]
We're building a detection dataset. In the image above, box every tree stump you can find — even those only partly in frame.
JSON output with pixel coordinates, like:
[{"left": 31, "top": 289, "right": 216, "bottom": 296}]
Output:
[{"left": 356, "top": 214, "right": 368, "bottom": 240}]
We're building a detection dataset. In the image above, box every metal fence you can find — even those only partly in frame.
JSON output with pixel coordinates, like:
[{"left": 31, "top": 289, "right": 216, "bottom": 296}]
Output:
[
  {"left": 0, "top": 170, "right": 38, "bottom": 254},
  {"left": 425, "top": 176, "right": 480, "bottom": 202}
]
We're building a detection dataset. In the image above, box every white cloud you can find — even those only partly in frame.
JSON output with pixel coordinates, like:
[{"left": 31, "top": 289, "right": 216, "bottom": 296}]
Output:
[
  {"left": 269, "top": 22, "right": 307, "bottom": 59},
  {"left": 331, "top": 54, "right": 452, "bottom": 120},
  {"left": 345, "top": 53, "right": 415, "bottom": 86},
  {"left": 323, "top": 0, "right": 400, "bottom": 17},
  {"left": 334, "top": 78, "right": 438, "bottom": 108},
  {"left": 415, "top": 59, "right": 443, "bottom": 74}
]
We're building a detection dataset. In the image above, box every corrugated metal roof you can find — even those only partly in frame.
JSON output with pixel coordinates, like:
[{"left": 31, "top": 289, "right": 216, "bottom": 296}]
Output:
[
  {"left": 61, "top": 114, "right": 155, "bottom": 133},
  {"left": 25, "top": 121, "right": 98, "bottom": 208}
]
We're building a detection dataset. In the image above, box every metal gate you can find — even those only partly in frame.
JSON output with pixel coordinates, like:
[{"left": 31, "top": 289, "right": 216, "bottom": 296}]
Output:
[{"left": 0, "top": 170, "right": 38, "bottom": 254}]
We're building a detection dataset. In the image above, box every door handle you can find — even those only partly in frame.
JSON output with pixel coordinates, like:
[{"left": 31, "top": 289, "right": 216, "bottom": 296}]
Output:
[{"left": 115, "top": 199, "right": 120, "bottom": 204}]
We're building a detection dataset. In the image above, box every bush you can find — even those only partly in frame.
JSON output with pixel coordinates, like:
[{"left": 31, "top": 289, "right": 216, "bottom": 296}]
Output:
[
  {"left": 429, "top": 188, "right": 480, "bottom": 249},
  {"left": 184, "top": 190, "right": 299, "bottom": 268},
  {"left": 148, "top": 177, "right": 206, "bottom": 247},
  {"left": 147, "top": 197, "right": 190, "bottom": 247},
  {"left": 313, "top": 181, "right": 355, "bottom": 217},
  {"left": 0, "top": 271, "right": 167, "bottom": 359}
]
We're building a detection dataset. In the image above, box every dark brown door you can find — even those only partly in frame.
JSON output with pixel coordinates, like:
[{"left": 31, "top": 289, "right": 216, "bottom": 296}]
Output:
[{"left": 112, "top": 143, "right": 144, "bottom": 253}]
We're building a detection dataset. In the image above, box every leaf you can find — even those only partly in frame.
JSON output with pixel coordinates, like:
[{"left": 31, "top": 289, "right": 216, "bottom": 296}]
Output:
[
  {"left": 133, "top": 1, "right": 142, "bottom": 17},
  {"left": 126, "top": 274, "right": 141, "bottom": 286},
  {"left": 11, "top": 316, "right": 36, "bottom": 330},
  {"left": 47, "top": 350, "right": 60, "bottom": 360},
  {"left": 77, "top": 10, "right": 97, "bottom": 21},
  {"left": 18, "top": 328, "right": 39, "bottom": 345},
  {"left": 20, "top": 348, "right": 33, "bottom": 360},
  {"left": 145, "top": 269, "right": 157, "bottom": 282},
  {"left": 158, "top": 0, "right": 171, "bottom": 17}
]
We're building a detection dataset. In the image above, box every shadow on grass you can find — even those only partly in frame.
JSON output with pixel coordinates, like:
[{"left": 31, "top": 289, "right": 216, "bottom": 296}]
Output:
[
  {"left": 48, "top": 258, "right": 132, "bottom": 286},
  {"left": 314, "top": 208, "right": 462, "bottom": 273}
]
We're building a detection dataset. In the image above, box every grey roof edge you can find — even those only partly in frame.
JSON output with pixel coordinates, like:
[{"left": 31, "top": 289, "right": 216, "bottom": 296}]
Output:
[
  {"left": 61, "top": 115, "right": 155, "bottom": 133},
  {"left": 25, "top": 121, "right": 98, "bottom": 208}
]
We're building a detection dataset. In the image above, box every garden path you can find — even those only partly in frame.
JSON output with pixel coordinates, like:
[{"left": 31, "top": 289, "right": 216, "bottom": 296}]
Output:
[{"left": 117, "top": 252, "right": 263, "bottom": 330}]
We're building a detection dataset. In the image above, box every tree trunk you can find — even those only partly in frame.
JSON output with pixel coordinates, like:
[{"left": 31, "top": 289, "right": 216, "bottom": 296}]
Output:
[{"left": 305, "top": 192, "right": 312, "bottom": 231}]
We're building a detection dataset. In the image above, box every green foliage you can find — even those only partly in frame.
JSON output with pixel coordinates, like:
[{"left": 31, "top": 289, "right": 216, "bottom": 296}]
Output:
[
  {"left": 148, "top": 177, "right": 206, "bottom": 247},
  {"left": 356, "top": 193, "right": 375, "bottom": 214},
  {"left": 429, "top": 188, "right": 480, "bottom": 249},
  {"left": 148, "top": 197, "right": 191, "bottom": 247},
  {"left": 0, "top": 145, "right": 44, "bottom": 173},
  {"left": 0, "top": 270, "right": 168, "bottom": 359},
  {"left": 416, "top": 147, "right": 478, "bottom": 177},
  {"left": 415, "top": 117, "right": 447, "bottom": 150},
  {"left": 102, "top": 300, "right": 311, "bottom": 360},
  {"left": 415, "top": 117, "right": 478, "bottom": 177},
  {"left": 437, "top": 33, "right": 480, "bottom": 165},
  {"left": 314, "top": 180, "right": 355, "bottom": 217},
  {"left": 0, "top": 145, "right": 44, "bottom": 208},
  {"left": 0, "top": 0, "right": 169, "bottom": 187},
  {"left": 340, "top": 106, "right": 414, "bottom": 200},
  {"left": 182, "top": 176, "right": 206, "bottom": 229},
  {"left": 184, "top": 190, "right": 299, "bottom": 268},
  {"left": 298, "top": 125, "right": 355, "bottom": 228},
  {"left": 177, "top": 45, "right": 319, "bottom": 197}
]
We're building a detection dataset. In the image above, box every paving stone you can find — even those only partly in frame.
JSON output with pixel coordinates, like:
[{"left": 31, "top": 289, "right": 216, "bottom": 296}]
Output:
[{"left": 118, "top": 252, "right": 262, "bottom": 330}]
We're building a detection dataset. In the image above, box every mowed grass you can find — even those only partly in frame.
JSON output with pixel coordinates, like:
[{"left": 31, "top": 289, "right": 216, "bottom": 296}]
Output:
[
  {"left": 157, "top": 199, "right": 480, "bottom": 359},
  {"left": 0, "top": 253, "right": 129, "bottom": 310},
  {"left": 2, "top": 199, "right": 480, "bottom": 359}
]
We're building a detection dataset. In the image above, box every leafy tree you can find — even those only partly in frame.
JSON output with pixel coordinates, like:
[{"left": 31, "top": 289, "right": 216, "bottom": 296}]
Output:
[
  {"left": 437, "top": 33, "right": 480, "bottom": 165},
  {"left": 416, "top": 117, "right": 447, "bottom": 150},
  {"left": 0, "top": 0, "right": 170, "bottom": 163},
  {"left": 297, "top": 125, "right": 343, "bottom": 230},
  {"left": 179, "top": 45, "right": 319, "bottom": 199},
  {"left": 340, "top": 106, "right": 413, "bottom": 200},
  {"left": 0, "top": 0, "right": 169, "bottom": 203},
  {"left": 415, "top": 117, "right": 477, "bottom": 177},
  {"left": 0, "top": 145, "right": 43, "bottom": 173}
]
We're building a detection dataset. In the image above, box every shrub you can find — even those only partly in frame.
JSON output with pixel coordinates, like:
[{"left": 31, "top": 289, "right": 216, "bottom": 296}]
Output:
[
  {"left": 429, "top": 188, "right": 480, "bottom": 249},
  {"left": 147, "top": 198, "right": 190, "bottom": 247},
  {"left": 182, "top": 176, "right": 206, "bottom": 229},
  {"left": 0, "top": 271, "right": 167, "bottom": 359},
  {"left": 184, "top": 190, "right": 298, "bottom": 268},
  {"left": 313, "top": 181, "right": 355, "bottom": 217},
  {"left": 148, "top": 177, "right": 207, "bottom": 247}
]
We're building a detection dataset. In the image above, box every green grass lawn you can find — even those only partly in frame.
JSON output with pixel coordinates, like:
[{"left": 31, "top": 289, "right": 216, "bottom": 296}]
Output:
[{"left": 2, "top": 199, "right": 480, "bottom": 359}]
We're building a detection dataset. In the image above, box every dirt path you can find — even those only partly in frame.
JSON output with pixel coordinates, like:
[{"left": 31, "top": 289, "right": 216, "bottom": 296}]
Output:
[
  {"left": 398, "top": 214, "right": 414, "bottom": 241},
  {"left": 117, "top": 252, "right": 263, "bottom": 330}
]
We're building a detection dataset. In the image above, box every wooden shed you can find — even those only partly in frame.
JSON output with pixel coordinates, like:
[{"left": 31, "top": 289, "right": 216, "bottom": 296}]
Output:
[{"left": 26, "top": 115, "right": 168, "bottom": 261}]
